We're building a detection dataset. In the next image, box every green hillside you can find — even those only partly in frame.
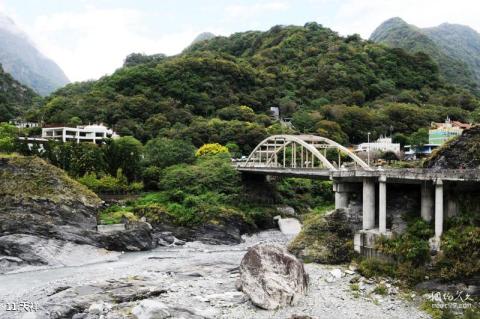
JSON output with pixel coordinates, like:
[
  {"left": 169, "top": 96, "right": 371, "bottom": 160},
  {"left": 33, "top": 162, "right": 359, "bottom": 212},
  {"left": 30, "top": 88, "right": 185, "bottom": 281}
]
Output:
[
  {"left": 370, "top": 17, "right": 480, "bottom": 93},
  {"left": 40, "top": 22, "right": 479, "bottom": 148},
  {"left": 0, "top": 63, "right": 38, "bottom": 122}
]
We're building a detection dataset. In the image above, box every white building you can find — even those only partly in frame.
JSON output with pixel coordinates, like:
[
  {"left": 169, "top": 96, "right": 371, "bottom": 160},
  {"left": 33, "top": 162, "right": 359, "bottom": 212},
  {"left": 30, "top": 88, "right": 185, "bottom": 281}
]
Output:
[
  {"left": 42, "top": 124, "right": 118, "bottom": 143},
  {"left": 355, "top": 137, "right": 400, "bottom": 154},
  {"left": 10, "top": 119, "right": 40, "bottom": 129}
]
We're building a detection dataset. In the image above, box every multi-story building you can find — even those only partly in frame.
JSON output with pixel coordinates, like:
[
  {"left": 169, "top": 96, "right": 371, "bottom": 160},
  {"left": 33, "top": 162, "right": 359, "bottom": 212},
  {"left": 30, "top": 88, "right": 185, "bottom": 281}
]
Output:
[
  {"left": 355, "top": 137, "right": 400, "bottom": 154},
  {"left": 42, "top": 124, "right": 118, "bottom": 143},
  {"left": 428, "top": 117, "right": 472, "bottom": 145}
]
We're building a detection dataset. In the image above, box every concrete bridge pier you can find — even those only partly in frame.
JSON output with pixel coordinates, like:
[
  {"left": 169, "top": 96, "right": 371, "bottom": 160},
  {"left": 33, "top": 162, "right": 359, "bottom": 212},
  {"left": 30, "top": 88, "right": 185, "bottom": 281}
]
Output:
[
  {"left": 378, "top": 175, "right": 387, "bottom": 234},
  {"left": 435, "top": 179, "right": 444, "bottom": 239},
  {"left": 362, "top": 178, "right": 376, "bottom": 230},
  {"left": 421, "top": 182, "right": 434, "bottom": 222},
  {"left": 333, "top": 182, "right": 350, "bottom": 209}
]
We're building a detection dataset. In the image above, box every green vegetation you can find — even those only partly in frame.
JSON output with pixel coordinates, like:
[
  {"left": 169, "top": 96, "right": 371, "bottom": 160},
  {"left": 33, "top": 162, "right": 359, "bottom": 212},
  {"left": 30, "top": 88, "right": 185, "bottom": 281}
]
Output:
[
  {"left": 357, "top": 212, "right": 480, "bottom": 285},
  {"left": 78, "top": 170, "right": 143, "bottom": 194},
  {"left": 0, "top": 123, "right": 18, "bottom": 152},
  {"left": 195, "top": 143, "right": 230, "bottom": 157},
  {"left": 0, "top": 64, "right": 40, "bottom": 122},
  {"left": 288, "top": 209, "right": 354, "bottom": 264},
  {"left": 98, "top": 208, "right": 138, "bottom": 225},
  {"left": 370, "top": 17, "right": 480, "bottom": 93},
  {"left": 25, "top": 22, "right": 477, "bottom": 150}
]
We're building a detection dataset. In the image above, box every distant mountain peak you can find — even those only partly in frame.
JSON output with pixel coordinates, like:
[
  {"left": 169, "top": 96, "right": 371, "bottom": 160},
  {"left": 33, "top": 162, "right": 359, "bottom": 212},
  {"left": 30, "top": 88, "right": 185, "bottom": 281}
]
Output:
[
  {"left": 0, "top": 13, "right": 69, "bottom": 95},
  {"left": 370, "top": 17, "right": 480, "bottom": 92},
  {"left": 191, "top": 32, "right": 216, "bottom": 45}
]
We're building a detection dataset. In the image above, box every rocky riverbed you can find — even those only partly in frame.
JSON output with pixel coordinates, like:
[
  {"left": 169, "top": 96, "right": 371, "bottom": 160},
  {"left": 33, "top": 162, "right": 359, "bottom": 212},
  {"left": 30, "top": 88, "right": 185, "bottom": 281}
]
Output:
[{"left": 0, "top": 230, "right": 430, "bottom": 319}]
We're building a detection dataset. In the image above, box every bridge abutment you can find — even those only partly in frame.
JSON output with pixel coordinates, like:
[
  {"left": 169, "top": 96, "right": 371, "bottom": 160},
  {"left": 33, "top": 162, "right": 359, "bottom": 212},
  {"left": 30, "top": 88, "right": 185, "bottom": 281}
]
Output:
[{"left": 362, "top": 178, "right": 376, "bottom": 230}]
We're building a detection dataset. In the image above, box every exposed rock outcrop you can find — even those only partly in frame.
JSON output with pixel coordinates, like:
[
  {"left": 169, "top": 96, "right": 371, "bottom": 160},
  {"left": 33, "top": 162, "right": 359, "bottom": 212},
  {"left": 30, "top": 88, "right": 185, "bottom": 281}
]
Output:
[
  {"left": 238, "top": 243, "right": 309, "bottom": 310},
  {"left": 0, "top": 156, "right": 155, "bottom": 272},
  {"left": 288, "top": 209, "right": 354, "bottom": 264},
  {"left": 425, "top": 126, "right": 480, "bottom": 169}
]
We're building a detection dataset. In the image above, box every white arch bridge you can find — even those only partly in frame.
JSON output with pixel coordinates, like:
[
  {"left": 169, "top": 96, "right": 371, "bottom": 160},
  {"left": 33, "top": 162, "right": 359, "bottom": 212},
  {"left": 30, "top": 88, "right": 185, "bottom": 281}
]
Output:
[
  {"left": 240, "top": 134, "right": 371, "bottom": 171},
  {"left": 236, "top": 134, "right": 480, "bottom": 251}
]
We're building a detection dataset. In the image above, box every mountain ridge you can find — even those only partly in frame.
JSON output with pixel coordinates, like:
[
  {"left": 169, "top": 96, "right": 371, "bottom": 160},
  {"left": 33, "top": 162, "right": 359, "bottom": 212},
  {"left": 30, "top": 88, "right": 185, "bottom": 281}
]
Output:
[{"left": 370, "top": 17, "right": 480, "bottom": 93}]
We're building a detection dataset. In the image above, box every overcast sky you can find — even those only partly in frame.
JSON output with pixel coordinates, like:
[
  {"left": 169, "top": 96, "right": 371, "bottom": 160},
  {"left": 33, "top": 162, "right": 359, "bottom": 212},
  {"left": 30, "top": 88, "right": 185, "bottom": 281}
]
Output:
[{"left": 1, "top": 0, "right": 479, "bottom": 82}]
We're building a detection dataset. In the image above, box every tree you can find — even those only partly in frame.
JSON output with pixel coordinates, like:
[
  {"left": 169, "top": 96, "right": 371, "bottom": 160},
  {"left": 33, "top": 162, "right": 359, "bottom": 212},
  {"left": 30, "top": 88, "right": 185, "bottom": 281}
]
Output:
[
  {"left": 104, "top": 136, "right": 143, "bottom": 181},
  {"left": 393, "top": 132, "right": 410, "bottom": 147},
  {"left": 315, "top": 120, "right": 348, "bottom": 144},
  {"left": 195, "top": 143, "right": 230, "bottom": 157},
  {"left": 409, "top": 128, "right": 429, "bottom": 147},
  {"left": 144, "top": 137, "right": 195, "bottom": 168},
  {"left": 0, "top": 123, "right": 18, "bottom": 153}
]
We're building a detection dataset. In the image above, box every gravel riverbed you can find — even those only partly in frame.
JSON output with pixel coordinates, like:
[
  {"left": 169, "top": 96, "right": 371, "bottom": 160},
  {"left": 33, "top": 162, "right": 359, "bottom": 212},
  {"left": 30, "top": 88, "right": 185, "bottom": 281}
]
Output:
[{"left": 0, "top": 230, "right": 430, "bottom": 319}]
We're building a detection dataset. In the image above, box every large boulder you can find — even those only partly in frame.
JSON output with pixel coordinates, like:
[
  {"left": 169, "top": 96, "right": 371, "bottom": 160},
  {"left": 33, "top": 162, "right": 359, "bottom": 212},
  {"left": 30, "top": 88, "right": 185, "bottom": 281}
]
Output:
[{"left": 238, "top": 243, "right": 309, "bottom": 310}]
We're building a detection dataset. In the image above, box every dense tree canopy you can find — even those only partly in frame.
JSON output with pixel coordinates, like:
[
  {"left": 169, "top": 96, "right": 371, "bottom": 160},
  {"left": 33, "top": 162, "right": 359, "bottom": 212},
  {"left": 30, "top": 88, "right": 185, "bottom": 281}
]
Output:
[{"left": 33, "top": 22, "right": 480, "bottom": 149}]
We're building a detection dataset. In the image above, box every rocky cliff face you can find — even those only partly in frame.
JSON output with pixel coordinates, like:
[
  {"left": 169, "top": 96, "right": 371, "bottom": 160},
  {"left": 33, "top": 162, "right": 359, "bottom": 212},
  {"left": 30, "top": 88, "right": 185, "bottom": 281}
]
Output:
[
  {"left": 424, "top": 126, "right": 480, "bottom": 169},
  {"left": 0, "top": 156, "right": 100, "bottom": 236},
  {"left": 0, "top": 156, "right": 154, "bottom": 273}
]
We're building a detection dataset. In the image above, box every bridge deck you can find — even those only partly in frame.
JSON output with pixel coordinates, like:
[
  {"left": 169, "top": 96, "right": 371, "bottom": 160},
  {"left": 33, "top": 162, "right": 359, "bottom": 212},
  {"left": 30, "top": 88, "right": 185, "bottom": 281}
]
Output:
[{"left": 236, "top": 166, "right": 480, "bottom": 182}]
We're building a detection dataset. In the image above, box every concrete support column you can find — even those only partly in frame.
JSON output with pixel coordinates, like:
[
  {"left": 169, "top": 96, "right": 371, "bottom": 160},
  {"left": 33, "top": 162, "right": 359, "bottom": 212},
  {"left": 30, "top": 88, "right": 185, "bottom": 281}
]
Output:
[
  {"left": 333, "top": 182, "right": 349, "bottom": 210},
  {"left": 362, "top": 178, "right": 376, "bottom": 230},
  {"left": 421, "top": 182, "right": 434, "bottom": 222},
  {"left": 378, "top": 175, "right": 387, "bottom": 234},
  {"left": 446, "top": 193, "right": 459, "bottom": 218},
  {"left": 435, "top": 179, "right": 444, "bottom": 239}
]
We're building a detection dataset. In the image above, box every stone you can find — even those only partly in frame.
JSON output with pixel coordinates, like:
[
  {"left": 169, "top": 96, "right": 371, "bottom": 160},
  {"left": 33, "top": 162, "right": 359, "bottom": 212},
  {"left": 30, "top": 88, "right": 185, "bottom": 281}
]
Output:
[
  {"left": 131, "top": 300, "right": 171, "bottom": 319},
  {"left": 276, "top": 206, "right": 296, "bottom": 215},
  {"left": 330, "top": 268, "right": 343, "bottom": 279},
  {"left": 238, "top": 243, "right": 308, "bottom": 310},
  {"left": 277, "top": 218, "right": 302, "bottom": 237},
  {"left": 88, "top": 302, "right": 106, "bottom": 315}
]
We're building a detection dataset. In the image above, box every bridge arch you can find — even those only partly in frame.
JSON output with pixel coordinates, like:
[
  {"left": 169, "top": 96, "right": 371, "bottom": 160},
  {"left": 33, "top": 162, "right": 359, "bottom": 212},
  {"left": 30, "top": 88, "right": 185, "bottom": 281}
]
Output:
[{"left": 242, "top": 134, "right": 371, "bottom": 171}]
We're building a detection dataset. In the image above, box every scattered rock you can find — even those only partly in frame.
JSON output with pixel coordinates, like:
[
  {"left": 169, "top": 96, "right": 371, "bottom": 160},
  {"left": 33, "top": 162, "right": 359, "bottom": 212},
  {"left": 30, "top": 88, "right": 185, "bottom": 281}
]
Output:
[
  {"left": 238, "top": 243, "right": 309, "bottom": 310},
  {"left": 277, "top": 217, "right": 302, "bottom": 237},
  {"left": 276, "top": 206, "right": 296, "bottom": 215},
  {"left": 132, "top": 300, "right": 170, "bottom": 319},
  {"left": 330, "top": 268, "right": 343, "bottom": 279}
]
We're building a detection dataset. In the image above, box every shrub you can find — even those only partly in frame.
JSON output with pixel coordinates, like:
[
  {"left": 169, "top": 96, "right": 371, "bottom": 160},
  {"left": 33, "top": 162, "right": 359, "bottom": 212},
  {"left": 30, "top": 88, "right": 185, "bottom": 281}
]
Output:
[
  {"left": 376, "top": 218, "right": 433, "bottom": 265},
  {"left": 142, "top": 166, "right": 163, "bottom": 190},
  {"left": 357, "top": 258, "right": 396, "bottom": 278},
  {"left": 98, "top": 209, "right": 138, "bottom": 225},
  {"left": 78, "top": 169, "right": 143, "bottom": 194},
  {"left": 435, "top": 225, "right": 480, "bottom": 280},
  {"left": 195, "top": 143, "right": 230, "bottom": 157},
  {"left": 144, "top": 137, "right": 196, "bottom": 168}
]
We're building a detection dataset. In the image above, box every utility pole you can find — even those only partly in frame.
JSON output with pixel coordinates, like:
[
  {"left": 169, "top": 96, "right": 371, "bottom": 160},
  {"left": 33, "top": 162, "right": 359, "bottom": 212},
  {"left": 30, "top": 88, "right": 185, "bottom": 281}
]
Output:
[{"left": 367, "top": 132, "right": 371, "bottom": 167}]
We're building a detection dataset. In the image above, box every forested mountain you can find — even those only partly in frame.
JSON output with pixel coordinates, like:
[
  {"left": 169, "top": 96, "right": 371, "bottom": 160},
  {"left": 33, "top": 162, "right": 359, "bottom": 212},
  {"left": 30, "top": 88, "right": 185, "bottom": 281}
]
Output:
[
  {"left": 370, "top": 17, "right": 480, "bottom": 93},
  {"left": 0, "top": 63, "right": 38, "bottom": 122},
  {"left": 0, "top": 14, "right": 69, "bottom": 96},
  {"left": 40, "top": 22, "right": 479, "bottom": 150}
]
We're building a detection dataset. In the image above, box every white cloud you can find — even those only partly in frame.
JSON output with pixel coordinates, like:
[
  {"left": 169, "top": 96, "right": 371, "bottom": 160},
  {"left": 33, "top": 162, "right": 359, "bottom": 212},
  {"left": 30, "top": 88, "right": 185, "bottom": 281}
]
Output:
[
  {"left": 27, "top": 7, "right": 202, "bottom": 82},
  {"left": 225, "top": 1, "right": 289, "bottom": 18}
]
